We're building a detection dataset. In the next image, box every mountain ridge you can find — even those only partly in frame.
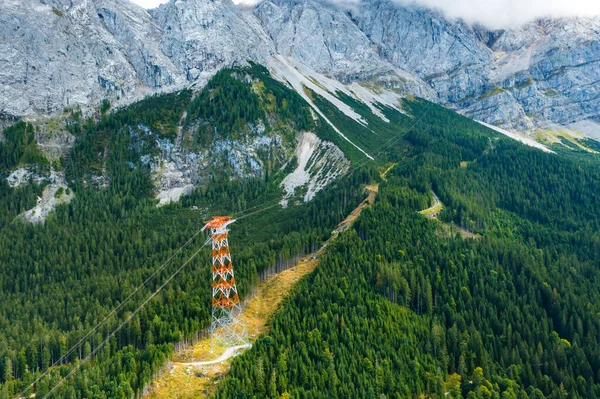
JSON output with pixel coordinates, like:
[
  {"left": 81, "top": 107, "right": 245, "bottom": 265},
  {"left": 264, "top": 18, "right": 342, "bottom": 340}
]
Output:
[{"left": 2, "top": 0, "right": 600, "bottom": 141}]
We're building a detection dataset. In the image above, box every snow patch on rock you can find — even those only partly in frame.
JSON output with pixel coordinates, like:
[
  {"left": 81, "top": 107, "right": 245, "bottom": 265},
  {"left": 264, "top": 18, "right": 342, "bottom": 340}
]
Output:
[
  {"left": 269, "top": 56, "right": 374, "bottom": 160},
  {"left": 348, "top": 82, "right": 408, "bottom": 121},
  {"left": 273, "top": 57, "right": 410, "bottom": 124},
  {"left": 281, "top": 132, "right": 319, "bottom": 197},
  {"left": 477, "top": 121, "right": 555, "bottom": 153},
  {"left": 272, "top": 56, "right": 367, "bottom": 125},
  {"left": 281, "top": 131, "right": 350, "bottom": 202}
]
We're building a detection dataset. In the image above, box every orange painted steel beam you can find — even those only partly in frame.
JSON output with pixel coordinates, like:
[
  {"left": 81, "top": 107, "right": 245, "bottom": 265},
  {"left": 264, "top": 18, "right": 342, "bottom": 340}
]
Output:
[
  {"left": 212, "top": 246, "right": 231, "bottom": 258},
  {"left": 212, "top": 277, "right": 236, "bottom": 289},
  {"left": 203, "top": 216, "right": 232, "bottom": 230}
]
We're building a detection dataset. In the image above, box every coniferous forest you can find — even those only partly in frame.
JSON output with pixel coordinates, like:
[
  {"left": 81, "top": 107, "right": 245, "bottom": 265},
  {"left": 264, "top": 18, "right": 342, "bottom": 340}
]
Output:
[
  {"left": 0, "top": 66, "right": 599, "bottom": 398},
  {"left": 214, "top": 101, "right": 600, "bottom": 398}
]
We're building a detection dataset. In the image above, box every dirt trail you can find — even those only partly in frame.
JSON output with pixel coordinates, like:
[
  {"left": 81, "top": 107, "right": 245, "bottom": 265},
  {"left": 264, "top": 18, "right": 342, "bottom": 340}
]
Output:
[
  {"left": 334, "top": 184, "right": 377, "bottom": 234},
  {"left": 145, "top": 183, "right": 379, "bottom": 399},
  {"left": 380, "top": 162, "right": 396, "bottom": 181},
  {"left": 180, "top": 345, "right": 252, "bottom": 367}
]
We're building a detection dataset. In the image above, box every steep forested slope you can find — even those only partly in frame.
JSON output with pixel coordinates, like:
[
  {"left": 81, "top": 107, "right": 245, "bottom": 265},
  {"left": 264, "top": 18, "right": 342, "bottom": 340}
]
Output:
[
  {"left": 0, "top": 66, "right": 375, "bottom": 398},
  {"left": 215, "top": 102, "right": 600, "bottom": 398},
  {"left": 1, "top": 63, "right": 599, "bottom": 399}
]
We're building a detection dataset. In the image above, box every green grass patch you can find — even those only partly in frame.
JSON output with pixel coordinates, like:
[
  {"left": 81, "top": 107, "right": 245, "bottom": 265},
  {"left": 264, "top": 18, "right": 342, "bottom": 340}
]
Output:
[
  {"left": 52, "top": 7, "right": 64, "bottom": 17},
  {"left": 479, "top": 84, "right": 505, "bottom": 100}
]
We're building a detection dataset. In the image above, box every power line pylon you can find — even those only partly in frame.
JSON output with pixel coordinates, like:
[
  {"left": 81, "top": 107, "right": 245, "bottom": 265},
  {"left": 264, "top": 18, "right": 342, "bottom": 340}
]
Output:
[{"left": 202, "top": 216, "right": 248, "bottom": 352}]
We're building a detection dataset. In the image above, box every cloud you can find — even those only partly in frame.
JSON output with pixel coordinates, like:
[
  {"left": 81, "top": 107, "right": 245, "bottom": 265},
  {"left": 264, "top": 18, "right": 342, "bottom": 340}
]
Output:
[
  {"left": 393, "top": 0, "right": 600, "bottom": 29},
  {"left": 129, "top": 0, "right": 600, "bottom": 29},
  {"left": 129, "top": 0, "right": 169, "bottom": 9}
]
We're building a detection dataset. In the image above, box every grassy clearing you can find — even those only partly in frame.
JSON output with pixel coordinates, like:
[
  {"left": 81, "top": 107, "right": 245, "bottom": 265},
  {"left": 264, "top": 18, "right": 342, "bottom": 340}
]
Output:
[
  {"left": 435, "top": 221, "right": 482, "bottom": 239},
  {"left": 542, "top": 128, "right": 599, "bottom": 153},
  {"left": 144, "top": 255, "right": 322, "bottom": 399},
  {"left": 419, "top": 189, "right": 443, "bottom": 218},
  {"left": 379, "top": 162, "right": 397, "bottom": 181},
  {"left": 478, "top": 84, "right": 505, "bottom": 100}
]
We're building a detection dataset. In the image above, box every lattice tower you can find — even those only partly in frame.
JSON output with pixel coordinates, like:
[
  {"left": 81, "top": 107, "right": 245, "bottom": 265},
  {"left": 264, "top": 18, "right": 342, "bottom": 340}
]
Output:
[{"left": 202, "top": 216, "right": 248, "bottom": 351}]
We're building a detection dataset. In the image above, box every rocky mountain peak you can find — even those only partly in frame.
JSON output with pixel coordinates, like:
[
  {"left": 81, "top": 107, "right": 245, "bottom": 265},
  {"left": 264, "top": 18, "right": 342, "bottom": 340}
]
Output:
[{"left": 1, "top": 0, "right": 600, "bottom": 140}]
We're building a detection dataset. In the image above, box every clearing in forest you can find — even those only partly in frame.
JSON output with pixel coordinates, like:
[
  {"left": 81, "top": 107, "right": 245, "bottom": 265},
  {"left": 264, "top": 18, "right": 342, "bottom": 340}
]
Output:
[
  {"left": 144, "top": 183, "right": 379, "bottom": 399},
  {"left": 419, "top": 189, "right": 443, "bottom": 218}
]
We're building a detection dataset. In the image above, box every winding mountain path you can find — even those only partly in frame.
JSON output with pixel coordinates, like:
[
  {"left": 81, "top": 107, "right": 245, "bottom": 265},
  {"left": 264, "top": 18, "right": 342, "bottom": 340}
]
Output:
[
  {"left": 179, "top": 344, "right": 252, "bottom": 367},
  {"left": 419, "top": 189, "right": 443, "bottom": 218}
]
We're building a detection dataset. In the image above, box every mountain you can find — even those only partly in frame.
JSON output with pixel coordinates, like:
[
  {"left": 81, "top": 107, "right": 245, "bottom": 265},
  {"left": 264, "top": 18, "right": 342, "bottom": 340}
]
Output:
[
  {"left": 0, "top": 0, "right": 184, "bottom": 116},
  {"left": 252, "top": 0, "right": 431, "bottom": 97},
  {"left": 2, "top": 1, "right": 600, "bottom": 398},
  {"left": 2, "top": 64, "right": 600, "bottom": 399},
  {"left": 351, "top": 1, "right": 600, "bottom": 138},
  {"left": 149, "top": 0, "right": 275, "bottom": 81},
  {"left": 2, "top": 0, "right": 600, "bottom": 142}
]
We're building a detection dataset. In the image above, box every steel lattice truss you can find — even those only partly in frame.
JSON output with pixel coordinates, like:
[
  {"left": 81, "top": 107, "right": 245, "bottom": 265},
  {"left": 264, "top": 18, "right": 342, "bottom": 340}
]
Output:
[{"left": 202, "top": 216, "right": 248, "bottom": 351}]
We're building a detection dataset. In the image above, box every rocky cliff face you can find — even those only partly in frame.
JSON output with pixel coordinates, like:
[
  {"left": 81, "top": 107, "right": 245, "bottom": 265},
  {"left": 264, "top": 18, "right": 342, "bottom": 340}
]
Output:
[
  {"left": 0, "top": 0, "right": 275, "bottom": 118},
  {"left": 94, "top": 0, "right": 185, "bottom": 89},
  {"left": 150, "top": 0, "right": 275, "bottom": 83},
  {"left": 0, "top": 0, "right": 429, "bottom": 119},
  {"left": 253, "top": 0, "right": 434, "bottom": 98},
  {"left": 2, "top": 0, "right": 600, "bottom": 139},
  {"left": 352, "top": 1, "right": 494, "bottom": 103},
  {"left": 487, "top": 18, "right": 600, "bottom": 133},
  {"left": 351, "top": 1, "right": 600, "bottom": 134},
  {"left": 0, "top": 0, "right": 186, "bottom": 117}
]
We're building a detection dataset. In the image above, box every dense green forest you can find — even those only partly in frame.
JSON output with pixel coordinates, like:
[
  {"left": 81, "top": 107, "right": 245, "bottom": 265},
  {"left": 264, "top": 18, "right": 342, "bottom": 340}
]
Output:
[
  {"left": 0, "top": 169, "right": 371, "bottom": 398},
  {"left": 1, "top": 63, "right": 599, "bottom": 399},
  {"left": 214, "top": 102, "right": 600, "bottom": 398},
  {"left": 0, "top": 67, "right": 374, "bottom": 398},
  {"left": 0, "top": 121, "right": 48, "bottom": 173}
]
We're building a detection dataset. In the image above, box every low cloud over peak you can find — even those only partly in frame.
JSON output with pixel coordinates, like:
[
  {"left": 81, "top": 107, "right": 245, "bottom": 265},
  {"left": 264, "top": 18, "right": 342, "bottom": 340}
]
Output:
[
  {"left": 392, "top": 0, "right": 600, "bottom": 29},
  {"left": 131, "top": 0, "right": 600, "bottom": 30}
]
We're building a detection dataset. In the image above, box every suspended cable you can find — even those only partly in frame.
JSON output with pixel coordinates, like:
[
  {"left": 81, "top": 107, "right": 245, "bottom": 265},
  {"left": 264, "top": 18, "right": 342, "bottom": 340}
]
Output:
[{"left": 41, "top": 240, "right": 210, "bottom": 399}]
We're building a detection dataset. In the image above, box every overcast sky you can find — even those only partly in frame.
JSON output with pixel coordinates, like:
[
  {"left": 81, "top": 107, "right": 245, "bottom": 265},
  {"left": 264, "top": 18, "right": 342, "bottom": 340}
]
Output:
[{"left": 130, "top": 0, "right": 600, "bottom": 29}]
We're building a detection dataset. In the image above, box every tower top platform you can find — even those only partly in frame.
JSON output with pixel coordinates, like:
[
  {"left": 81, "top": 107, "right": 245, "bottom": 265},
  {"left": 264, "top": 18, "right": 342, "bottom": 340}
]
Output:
[{"left": 202, "top": 216, "right": 235, "bottom": 231}]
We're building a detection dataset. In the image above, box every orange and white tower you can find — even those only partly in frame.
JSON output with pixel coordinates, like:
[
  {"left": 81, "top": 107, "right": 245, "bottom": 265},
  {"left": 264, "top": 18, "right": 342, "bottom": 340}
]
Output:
[{"left": 202, "top": 216, "right": 248, "bottom": 351}]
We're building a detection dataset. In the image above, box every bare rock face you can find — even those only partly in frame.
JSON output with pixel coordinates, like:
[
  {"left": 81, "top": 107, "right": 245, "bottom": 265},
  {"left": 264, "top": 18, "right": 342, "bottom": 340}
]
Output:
[
  {"left": 94, "top": 0, "right": 186, "bottom": 89},
  {"left": 254, "top": 0, "right": 396, "bottom": 80},
  {"left": 2, "top": 0, "right": 600, "bottom": 137},
  {"left": 487, "top": 18, "right": 600, "bottom": 130},
  {"left": 0, "top": 0, "right": 276, "bottom": 118},
  {"left": 0, "top": 0, "right": 183, "bottom": 117},
  {"left": 150, "top": 0, "right": 276, "bottom": 83},
  {"left": 352, "top": 1, "right": 494, "bottom": 100},
  {"left": 350, "top": 0, "right": 600, "bottom": 133},
  {"left": 253, "top": 0, "right": 433, "bottom": 98},
  {"left": 0, "top": 0, "right": 431, "bottom": 120}
]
